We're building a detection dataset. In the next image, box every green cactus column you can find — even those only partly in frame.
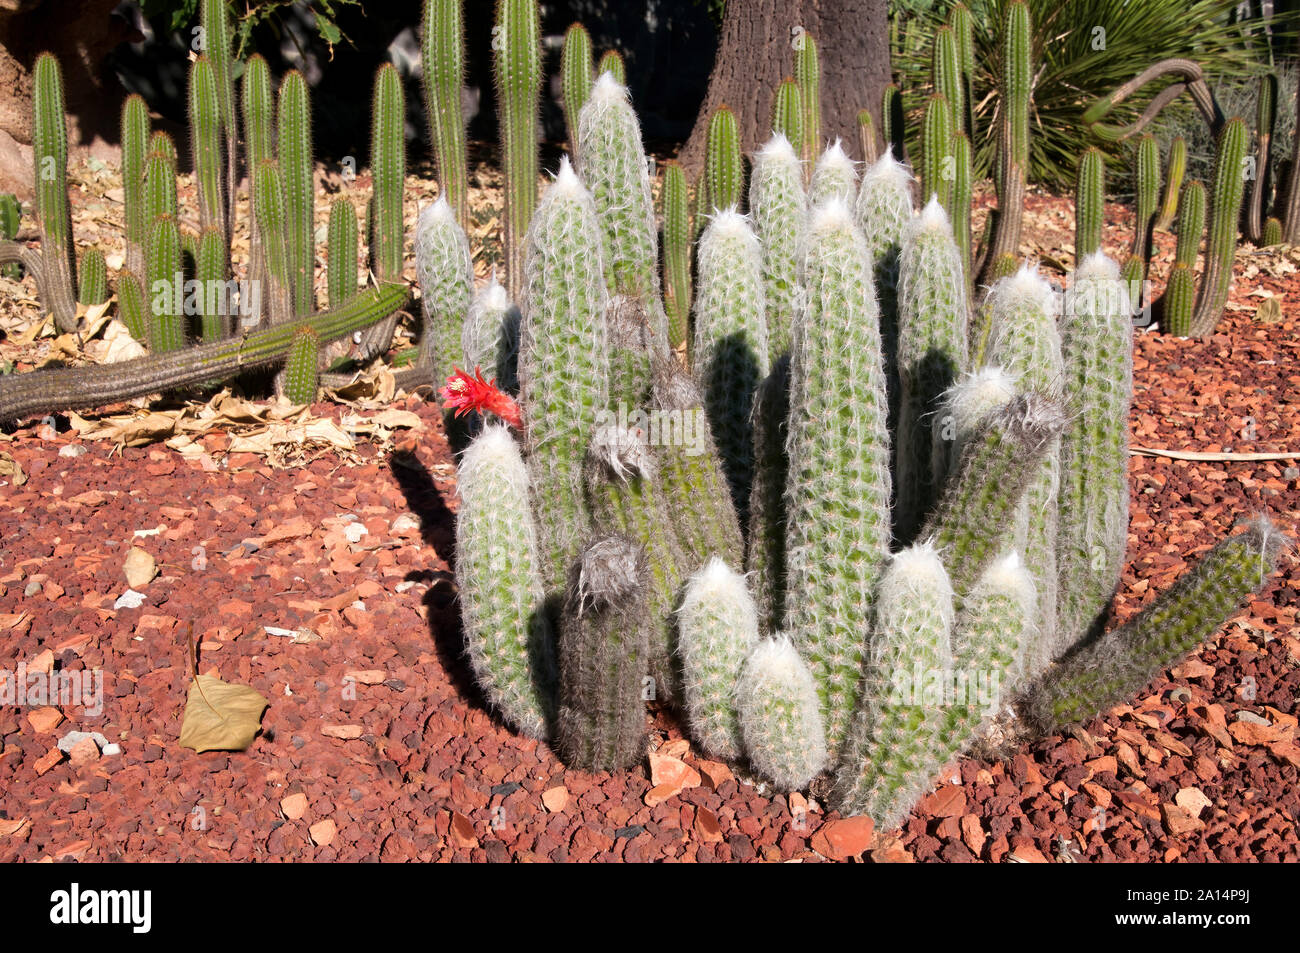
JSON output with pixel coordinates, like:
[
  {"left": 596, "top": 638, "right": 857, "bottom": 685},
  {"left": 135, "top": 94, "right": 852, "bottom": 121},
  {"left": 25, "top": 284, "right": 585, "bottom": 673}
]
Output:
[
  {"left": 456, "top": 424, "right": 557, "bottom": 740},
  {"left": 556, "top": 535, "right": 651, "bottom": 772},
  {"left": 749, "top": 133, "right": 806, "bottom": 361},
  {"left": 284, "top": 327, "right": 320, "bottom": 405},
  {"left": 783, "top": 201, "right": 892, "bottom": 755},
  {"left": 200, "top": 0, "right": 237, "bottom": 241},
  {"left": 858, "top": 109, "right": 878, "bottom": 164},
  {"left": 794, "top": 30, "right": 821, "bottom": 174},
  {"left": 253, "top": 160, "right": 293, "bottom": 325},
  {"left": 32, "top": 53, "right": 77, "bottom": 333},
  {"left": 121, "top": 94, "right": 150, "bottom": 280},
  {"left": 920, "top": 94, "right": 954, "bottom": 214},
  {"left": 736, "top": 636, "right": 826, "bottom": 791},
  {"left": 772, "top": 78, "right": 803, "bottom": 152},
  {"left": 981, "top": 0, "right": 1031, "bottom": 281},
  {"left": 746, "top": 356, "right": 790, "bottom": 637},
  {"left": 327, "top": 199, "right": 359, "bottom": 309},
  {"left": 145, "top": 215, "right": 185, "bottom": 353},
  {"left": 1024, "top": 517, "right": 1289, "bottom": 734},
  {"left": 692, "top": 210, "right": 769, "bottom": 524},
  {"left": 518, "top": 159, "right": 610, "bottom": 595},
  {"left": 1189, "top": 117, "right": 1248, "bottom": 337},
  {"left": 1075, "top": 146, "right": 1105, "bottom": 261},
  {"left": 895, "top": 197, "right": 968, "bottom": 543},
  {"left": 242, "top": 54, "right": 274, "bottom": 331},
  {"left": 1155, "top": 137, "right": 1187, "bottom": 232},
  {"left": 1057, "top": 252, "right": 1133, "bottom": 652},
  {"left": 1164, "top": 178, "right": 1205, "bottom": 337},
  {"left": 361, "top": 63, "right": 407, "bottom": 358},
  {"left": 882, "top": 84, "right": 906, "bottom": 163},
  {"left": 495, "top": 0, "right": 542, "bottom": 303},
  {"left": 1131, "top": 134, "right": 1160, "bottom": 278},
  {"left": 702, "top": 106, "right": 743, "bottom": 217},
  {"left": 189, "top": 56, "right": 227, "bottom": 253},
  {"left": 597, "top": 50, "right": 626, "bottom": 85},
  {"left": 933, "top": 25, "right": 963, "bottom": 140},
  {"left": 833, "top": 543, "right": 955, "bottom": 826},
  {"left": 414, "top": 197, "right": 474, "bottom": 388},
  {"left": 195, "top": 227, "right": 228, "bottom": 342},
  {"left": 661, "top": 160, "right": 692, "bottom": 351},
  {"left": 422, "top": 0, "right": 469, "bottom": 229},
  {"left": 277, "top": 69, "right": 314, "bottom": 317},
  {"left": 77, "top": 248, "right": 108, "bottom": 307},
  {"left": 561, "top": 22, "right": 594, "bottom": 158}
]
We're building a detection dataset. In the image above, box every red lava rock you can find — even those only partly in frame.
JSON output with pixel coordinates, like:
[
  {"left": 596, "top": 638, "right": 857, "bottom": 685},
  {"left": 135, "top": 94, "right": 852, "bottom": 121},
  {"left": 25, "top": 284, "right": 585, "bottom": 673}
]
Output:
[
  {"left": 68, "top": 736, "right": 99, "bottom": 768},
  {"left": 918, "top": 786, "right": 967, "bottom": 818},
  {"left": 541, "top": 786, "right": 569, "bottom": 813},
  {"left": 694, "top": 808, "right": 723, "bottom": 843},
  {"left": 344, "top": 670, "right": 386, "bottom": 685},
  {"left": 810, "top": 816, "right": 875, "bottom": 861},
  {"left": 1009, "top": 842, "right": 1050, "bottom": 863},
  {"left": 960, "top": 815, "right": 986, "bottom": 856},
  {"left": 33, "top": 747, "right": 63, "bottom": 776},
  {"left": 321, "top": 725, "right": 363, "bottom": 740},
  {"left": 871, "top": 834, "right": 914, "bottom": 863},
  {"left": 644, "top": 783, "right": 679, "bottom": 808},
  {"left": 695, "top": 759, "right": 733, "bottom": 791},
  {"left": 280, "top": 793, "right": 309, "bottom": 820},
  {"left": 450, "top": 812, "right": 478, "bottom": 849},
  {"left": 26, "top": 707, "right": 63, "bottom": 734},
  {"left": 649, "top": 751, "right": 700, "bottom": 790},
  {"left": 309, "top": 818, "right": 337, "bottom": 847},
  {"left": 1161, "top": 803, "right": 1203, "bottom": 835}
]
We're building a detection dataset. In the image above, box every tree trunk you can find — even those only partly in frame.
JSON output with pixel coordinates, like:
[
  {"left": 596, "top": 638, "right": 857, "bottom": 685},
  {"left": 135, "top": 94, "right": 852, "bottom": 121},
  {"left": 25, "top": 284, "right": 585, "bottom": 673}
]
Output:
[
  {"left": 678, "top": 0, "right": 892, "bottom": 178},
  {"left": 0, "top": 0, "right": 132, "bottom": 197}
]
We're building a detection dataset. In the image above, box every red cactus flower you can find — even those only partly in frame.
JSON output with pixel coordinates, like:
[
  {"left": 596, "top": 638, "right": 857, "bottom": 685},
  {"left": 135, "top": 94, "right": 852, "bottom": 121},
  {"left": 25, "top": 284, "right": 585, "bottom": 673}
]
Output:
[{"left": 440, "top": 366, "right": 523, "bottom": 429}]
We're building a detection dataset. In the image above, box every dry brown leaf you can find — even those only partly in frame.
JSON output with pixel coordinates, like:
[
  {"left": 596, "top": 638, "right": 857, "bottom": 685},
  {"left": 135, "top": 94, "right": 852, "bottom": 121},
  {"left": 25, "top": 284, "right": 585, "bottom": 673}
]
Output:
[
  {"left": 179, "top": 673, "right": 270, "bottom": 753},
  {"left": 0, "top": 450, "right": 26, "bottom": 486}
]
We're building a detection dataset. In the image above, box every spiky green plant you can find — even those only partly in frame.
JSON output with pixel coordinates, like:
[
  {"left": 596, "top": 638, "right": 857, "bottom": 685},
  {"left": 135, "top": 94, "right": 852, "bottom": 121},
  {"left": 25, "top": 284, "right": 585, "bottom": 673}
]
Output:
[
  {"left": 327, "top": 199, "right": 359, "bottom": 309},
  {"left": 772, "top": 77, "right": 804, "bottom": 152},
  {"left": 882, "top": 83, "right": 905, "bottom": 163},
  {"left": 736, "top": 636, "right": 826, "bottom": 791},
  {"left": 1075, "top": 146, "right": 1105, "bottom": 260},
  {"left": 1262, "top": 216, "right": 1283, "bottom": 247},
  {"left": 116, "top": 273, "right": 149, "bottom": 344},
  {"left": 284, "top": 327, "right": 320, "bottom": 405},
  {"left": 253, "top": 160, "right": 293, "bottom": 325},
  {"left": 1189, "top": 116, "right": 1248, "bottom": 337},
  {"left": 661, "top": 160, "right": 692, "bottom": 351},
  {"left": 1155, "top": 136, "right": 1187, "bottom": 232},
  {"left": 463, "top": 274, "right": 520, "bottom": 395},
  {"left": 858, "top": 109, "right": 878, "bottom": 164},
  {"left": 1174, "top": 179, "right": 1206, "bottom": 269},
  {"left": 199, "top": 0, "right": 237, "bottom": 240},
  {"left": 750, "top": 133, "right": 806, "bottom": 360},
  {"left": 784, "top": 201, "right": 892, "bottom": 755},
  {"left": 77, "top": 248, "right": 107, "bottom": 308},
  {"left": 143, "top": 149, "right": 178, "bottom": 227},
  {"left": 746, "top": 356, "right": 790, "bottom": 637},
  {"left": 0, "top": 194, "right": 20, "bottom": 280},
  {"left": 242, "top": 54, "right": 274, "bottom": 331},
  {"left": 414, "top": 197, "right": 474, "bottom": 388},
  {"left": 933, "top": 25, "right": 963, "bottom": 140},
  {"left": 951, "top": 130, "right": 972, "bottom": 284},
  {"left": 189, "top": 56, "right": 226, "bottom": 250},
  {"left": 145, "top": 215, "right": 184, "bottom": 353},
  {"left": 422, "top": 0, "right": 469, "bottom": 228},
  {"left": 495, "top": 0, "right": 542, "bottom": 303},
  {"left": 121, "top": 94, "right": 150, "bottom": 280},
  {"left": 561, "top": 22, "right": 594, "bottom": 158},
  {"left": 596, "top": 50, "right": 626, "bottom": 85},
  {"left": 195, "top": 227, "right": 227, "bottom": 343},
  {"left": 370, "top": 63, "right": 405, "bottom": 285},
  {"left": 921, "top": 93, "right": 954, "bottom": 213},
  {"left": 277, "top": 69, "right": 314, "bottom": 317},
  {"left": 948, "top": 2, "right": 976, "bottom": 137},
  {"left": 1131, "top": 134, "right": 1160, "bottom": 276},
  {"left": 980, "top": 0, "right": 1030, "bottom": 280},
  {"left": 703, "top": 105, "right": 743, "bottom": 217},
  {"left": 32, "top": 53, "right": 76, "bottom": 333},
  {"left": 794, "top": 30, "right": 821, "bottom": 172},
  {"left": 456, "top": 424, "right": 556, "bottom": 740}
]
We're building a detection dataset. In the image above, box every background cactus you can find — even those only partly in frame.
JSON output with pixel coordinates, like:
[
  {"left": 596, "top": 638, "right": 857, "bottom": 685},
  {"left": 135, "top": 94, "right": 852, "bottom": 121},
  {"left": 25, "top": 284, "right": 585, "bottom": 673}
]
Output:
[
  {"left": 327, "top": 199, "right": 359, "bottom": 310},
  {"left": 980, "top": 0, "right": 1031, "bottom": 281},
  {"left": 414, "top": 198, "right": 474, "bottom": 387},
  {"left": 771, "top": 77, "right": 803, "bottom": 153},
  {"left": 561, "top": 22, "right": 594, "bottom": 157},
  {"left": 596, "top": 50, "right": 627, "bottom": 86},
  {"left": 660, "top": 160, "right": 692, "bottom": 351},
  {"left": 32, "top": 53, "right": 76, "bottom": 333},
  {"left": 702, "top": 106, "right": 744, "bottom": 218},
  {"left": 495, "top": 0, "right": 542, "bottom": 302},
  {"left": 277, "top": 69, "right": 314, "bottom": 317},
  {"left": 77, "top": 248, "right": 107, "bottom": 308},
  {"left": 422, "top": 0, "right": 469, "bottom": 228},
  {"left": 284, "top": 327, "right": 320, "bottom": 405},
  {"left": 1189, "top": 116, "right": 1248, "bottom": 337},
  {"left": 121, "top": 94, "right": 150, "bottom": 280},
  {"left": 1074, "top": 146, "right": 1105, "bottom": 260},
  {"left": 1155, "top": 136, "right": 1187, "bottom": 233},
  {"left": 793, "top": 30, "right": 821, "bottom": 174}
]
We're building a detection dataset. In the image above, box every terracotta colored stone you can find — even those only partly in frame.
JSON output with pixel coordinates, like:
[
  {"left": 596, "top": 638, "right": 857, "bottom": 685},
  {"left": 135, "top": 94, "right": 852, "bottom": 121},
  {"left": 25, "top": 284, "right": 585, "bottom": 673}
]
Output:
[
  {"left": 695, "top": 759, "right": 733, "bottom": 791},
  {"left": 68, "top": 736, "right": 99, "bottom": 768},
  {"left": 1161, "top": 803, "right": 1203, "bottom": 835},
  {"left": 26, "top": 707, "right": 63, "bottom": 734},
  {"left": 810, "top": 816, "right": 875, "bottom": 861},
  {"left": 450, "top": 812, "right": 478, "bottom": 849},
  {"left": 33, "top": 747, "right": 63, "bottom": 776},
  {"left": 281, "top": 793, "right": 309, "bottom": 820},
  {"left": 694, "top": 808, "right": 723, "bottom": 843},
  {"left": 322, "top": 725, "right": 363, "bottom": 740},
  {"left": 649, "top": 752, "right": 700, "bottom": 790},
  {"left": 541, "top": 786, "right": 569, "bottom": 813},
  {"left": 309, "top": 818, "right": 337, "bottom": 847},
  {"left": 871, "top": 834, "right": 914, "bottom": 863}
]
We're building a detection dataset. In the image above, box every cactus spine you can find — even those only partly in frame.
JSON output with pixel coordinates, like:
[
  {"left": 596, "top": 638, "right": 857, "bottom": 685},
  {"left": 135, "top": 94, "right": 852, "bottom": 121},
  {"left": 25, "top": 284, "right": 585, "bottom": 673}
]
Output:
[
  {"left": 1024, "top": 518, "right": 1289, "bottom": 733},
  {"left": 736, "top": 637, "right": 826, "bottom": 791},
  {"left": 661, "top": 160, "right": 692, "bottom": 350},
  {"left": 1190, "top": 117, "right": 1248, "bottom": 337},
  {"left": 771, "top": 77, "right": 803, "bottom": 152},
  {"left": 32, "top": 53, "right": 76, "bottom": 333},
  {"left": 921, "top": 94, "right": 954, "bottom": 214},
  {"left": 703, "top": 105, "right": 743, "bottom": 217},
  {"left": 77, "top": 248, "right": 107, "bottom": 307},
  {"left": 750, "top": 133, "right": 806, "bottom": 361},
  {"left": 1057, "top": 252, "right": 1133, "bottom": 650},
  {"left": 556, "top": 535, "right": 650, "bottom": 772},
  {"left": 121, "top": 94, "right": 150, "bottom": 280},
  {"left": 518, "top": 159, "right": 609, "bottom": 593},
  {"left": 561, "top": 23, "right": 594, "bottom": 157},
  {"left": 1075, "top": 146, "right": 1105, "bottom": 260},
  {"left": 784, "top": 200, "right": 891, "bottom": 754},
  {"left": 794, "top": 31, "right": 821, "bottom": 172},
  {"left": 422, "top": 0, "right": 469, "bottom": 228},
  {"left": 414, "top": 197, "right": 474, "bottom": 389},
  {"left": 597, "top": 50, "right": 627, "bottom": 85},
  {"left": 692, "top": 209, "right": 769, "bottom": 520},
  {"left": 327, "top": 199, "right": 359, "bottom": 309},
  {"left": 277, "top": 69, "right": 314, "bottom": 316},
  {"left": 495, "top": 0, "right": 542, "bottom": 302},
  {"left": 284, "top": 327, "right": 320, "bottom": 405},
  {"left": 456, "top": 425, "right": 556, "bottom": 740}
]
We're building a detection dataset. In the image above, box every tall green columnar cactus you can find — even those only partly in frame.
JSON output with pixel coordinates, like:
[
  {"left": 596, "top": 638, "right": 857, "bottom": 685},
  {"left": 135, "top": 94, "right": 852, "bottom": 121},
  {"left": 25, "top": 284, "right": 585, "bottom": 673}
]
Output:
[
  {"left": 253, "top": 160, "right": 293, "bottom": 325},
  {"left": 1248, "top": 74, "right": 1277, "bottom": 245},
  {"left": 422, "top": 0, "right": 469, "bottom": 229},
  {"left": 188, "top": 56, "right": 226, "bottom": 250},
  {"left": 794, "top": 30, "right": 821, "bottom": 173},
  {"left": 771, "top": 77, "right": 803, "bottom": 152},
  {"left": 746, "top": 356, "right": 790, "bottom": 636},
  {"left": 1174, "top": 179, "right": 1206, "bottom": 269},
  {"left": 948, "top": 2, "right": 975, "bottom": 137},
  {"left": 196, "top": 228, "right": 227, "bottom": 342},
  {"left": 692, "top": 210, "right": 769, "bottom": 521},
  {"left": 149, "top": 130, "right": 178, "bottom": 166},
  {"left": 1056, "top": 251, "right": 1133, "bottom": 651},
  {"left": 882, "top": 83, "right": 906, "bottom": 163},
  {"left": 584, "top": 425, "right": 687, "bottom": 706},
  {"left": 414, "top": 197, "right": 474, "bottom": 387},
  {"left": 463, "top": 274, "right": 520, "bottom": 394},
  {"left": 833, "top": 543, "right": 955, "bottom": 825},
  {"left": 749, "top": 133, "right": 806, "bottom": 361},
  {"left": 678, "top": 558, "right": 760, "bottom": 761},
  {"left": 77, "top": 248, "right": 107, "bottom": 307},
  {"left": 455, "top": 424, "right": 556, "bottom": 740},
  {"left": 370, "top": 64, "right": 405, "bottom": 284},
  {"left": 1189, "top": 116, "right": 1248, "bottom": 337},
  {"left": 121, "top": 94, "right": 150, "bottom": 280},
  {"left": 242, "top": 54, "right": 274, "bottom": 330},
  {"left": 576, "top": 74, "right": 664, "bottom": 333},
  {"left": 556, "top": 535, "right": 650, "bottom": 772},
  {"left": 277, "top": 70, "right": 314, "bottom": 316},
  {"left": 652, "top": 353, "right": 744, "bottom": 571},
  {"left": 985, "top": 266, "right": 1064, "bottom": 674},
  {"left": 1155, "top": 137, "right": 1187, "bottom": 232},
  {"left": 703, "top": 105, "right": 743, "bottom": 216},
  {"left": 921, "top": 94, "right": 954, "bottom": 214},
  {"left": 327, "top": 199, "right": 359, "bottom": 309},
  {"left": 1075, "top": 146, "right": 1105, "bottom": 260},
  {"left": 0, "top": 193, "right": 20, "bottom": 280},
  {"left": 518, "top": 160, "right": 610, "bottom": 593},
  {"left": 284, "top": 326, "right": 320, "bottom": 405},
  {"left": 1131, "top": 134, "right": 1160, "bottom": 276},
  {"left": 1164, "top": 179, "right": 1205, "bottom": 336},
  {"left": 951, "top": 131, "right": 972, "bottom": 287},
  {"left": 145, "top": 215, "right": 185, "bottom": 353},
  {"left": 561, "top": 22, "right": 594, "bottom": 158},
  {"left": 143, "top": 151, "right": 178, "bottom": 226},
  {"left": 199, "top": 0, "right": 237, "bottom": 240},
  {"left": 808, "top": 140, "right": 857, "bottom": 208},
  {"left": 32, "top": 53, "right": 77, "bottom": 333},
  {"left": 783, "top": 201, "right": 892, "bottom": 755},
  {"left": 933, "top": 25, "right": 962, "bottom": 141},
  {"left": 857, "top": 110, "right": 878, "bottom": 164},
  {"left": 495, "top": 0, "right": 542, "bottom": 302},
  {"left": 1262, "top": 217, "right": 1283, "bottom": 247},
  {"left": 921, "top": 392, "right": 1067, "bottom": 605},
  {"left": 895, "top": 197, "right": 968, "bottom": 543},
  {"left": 1024, "top": 517, "right": 1289, "bottom": 734},
  {"left": 855, "top": 150, "right": 914, "bottom": 441},
  {"left": 597, "top": 50, "right": 627, "bottom": 85},
  {"left": 117, "top": 273, "right": 149, "bottom": 344},
  {"left": 1162, "top": 263, "right": 1197, "bottom": 341},
  {"left": 736, "top": 636, "right": 827, "bottom": 791},
  {"left": 982, "top": 0, "right": 1031, "bottom": 279},
  {"left": 661, "top": 160, "right": 692, "bottom": 350}
]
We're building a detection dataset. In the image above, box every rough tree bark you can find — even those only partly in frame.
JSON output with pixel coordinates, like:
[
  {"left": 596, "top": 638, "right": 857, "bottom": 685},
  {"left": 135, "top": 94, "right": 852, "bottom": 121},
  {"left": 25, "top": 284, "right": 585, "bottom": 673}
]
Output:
[
  {"left": 0, "top": 0, "right": 132, "bottom": 197},
  {"left": 678, "top": 0, "right": 892, "bottom": 176}
]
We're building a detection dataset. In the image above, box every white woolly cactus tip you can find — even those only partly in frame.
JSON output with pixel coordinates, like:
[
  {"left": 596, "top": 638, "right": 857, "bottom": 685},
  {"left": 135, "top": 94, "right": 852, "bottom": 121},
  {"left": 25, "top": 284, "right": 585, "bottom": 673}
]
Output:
[
  {"left": 424, "top": 193, "right": 454, "bottom": 222},
  {"left": 550, "top": 155, "right": 587, "bottom": 198},
  {"left": 460, "top": 425, "right": 527, "bottom": 492},
  {"left": 744, "top": 634, "right": 809, "bottom": 683},
  {"left": 757, "top": 131, "right": 798, "bottom": 162},
  {"left": 807, "top": 197, "right": 855, "bottom": 233},
  {"left": 680, "top": 556, "right": 747, "bottom": 607},
  {"left": 477, "top": 272, "right": 510, "bottom": 310},
  {"left": 590, "top": 69, "right": 628, "bottom": 102},
  {"left": 860, "top": 148, "right": 913, "bottom": 191},
  {"left": 980, "top": 549, "right": 1038, "bottom": 600},
  {"left": 910, "top": 193, "right": 952, "bottom": 235},
  {"left": 703, "top": 206, "right": 754, "bottom": 241},
  {"left": 1075, "top": 249, "right": 1120, "bottom": 282},
  {"left": 989, "top": 261, "right": 1056, "bottom": 314},
  {"left": 946, "top": 364, "right": 1017, "bottom": 415},
  {"left": 815, "top": 138, "right": 854, "bottom": 172},
  {"left": 881, "top": 541, "right": 954, "bottom": 600}
]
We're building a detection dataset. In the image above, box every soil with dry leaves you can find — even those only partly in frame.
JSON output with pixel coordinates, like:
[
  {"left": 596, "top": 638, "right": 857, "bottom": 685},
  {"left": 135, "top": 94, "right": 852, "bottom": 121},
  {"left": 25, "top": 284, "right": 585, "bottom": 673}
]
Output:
[{"left": 0, "top": 160, "right": 1297, "bottom": 863}]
